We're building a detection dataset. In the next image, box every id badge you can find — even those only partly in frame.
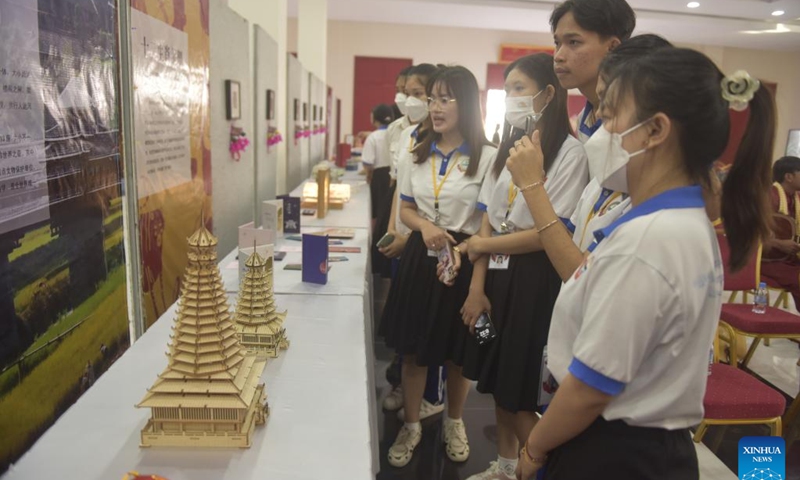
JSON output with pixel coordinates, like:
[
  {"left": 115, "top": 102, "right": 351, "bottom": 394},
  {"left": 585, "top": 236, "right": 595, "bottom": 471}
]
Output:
[
  {"left": 538, "top": 345, "right": 558, "bottom": 407},
  {"left": 488, "top": 253, "right": 510, "bottom": 270}
]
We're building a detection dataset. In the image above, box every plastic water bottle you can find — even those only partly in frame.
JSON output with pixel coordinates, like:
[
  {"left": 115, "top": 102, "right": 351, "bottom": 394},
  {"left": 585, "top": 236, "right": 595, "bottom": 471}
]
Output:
[
  {"left": 752, "top": 282, "right": 768, "bottom": 314},
  {"left": 708, "top": 347, "right": 713, "bottom": 376}
]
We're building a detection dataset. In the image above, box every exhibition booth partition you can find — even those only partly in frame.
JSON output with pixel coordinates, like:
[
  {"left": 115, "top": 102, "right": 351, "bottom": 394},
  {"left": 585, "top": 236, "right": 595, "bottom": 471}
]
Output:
[{"left": 0, "top": 1, "right": 365, "bottom": 478}]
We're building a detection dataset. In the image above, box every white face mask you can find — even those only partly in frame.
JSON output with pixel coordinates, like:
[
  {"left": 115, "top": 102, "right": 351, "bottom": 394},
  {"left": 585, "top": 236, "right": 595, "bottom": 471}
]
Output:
[
  {"left": 584, "top": 120, "right": 649, "bottom": 193},
  {"left": 395, "top": 92, "right": 409, "bottom": 116},
  {"left": 505, "top": 90, "right": 547, "bottom": 130},
  {"left": 405, "top": 96, "right": 429, "bottom": 123}
]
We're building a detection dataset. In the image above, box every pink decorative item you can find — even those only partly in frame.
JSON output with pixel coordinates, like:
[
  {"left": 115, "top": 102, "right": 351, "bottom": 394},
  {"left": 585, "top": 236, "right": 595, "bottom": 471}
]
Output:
[
  {"left": 267, "top": 127, "right": 283, "bottom": 148},
  {"left": 230, "top": 125, "right": 250, "bottom": 161}
]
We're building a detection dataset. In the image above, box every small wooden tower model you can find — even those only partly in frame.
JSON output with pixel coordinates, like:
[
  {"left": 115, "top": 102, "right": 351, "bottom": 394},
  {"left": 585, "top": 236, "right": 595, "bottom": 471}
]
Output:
[
  {"left": 137, "top": 224, "right": 268, "bottom": 448},
  {"left": 234, "top": 249, "right": 290, "bottom": 357}
]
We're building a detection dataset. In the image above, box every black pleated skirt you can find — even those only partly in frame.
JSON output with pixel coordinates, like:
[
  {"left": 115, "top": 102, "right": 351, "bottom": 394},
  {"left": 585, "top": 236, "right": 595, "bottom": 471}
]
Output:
[
  {"left": 371, "top": 179, "right": 396, "bottom": 278},
  {"left": 462, "top": 250, "right": 562, "bottom": 413},
  {"left": 370, "top": 166, "right": 391, "bottom": 220},
  {"left": 380, "top": 230, "right": 473, "bottom": 367},
  {"left": 542, "top": 417, "right": 698, "bottom": 480}
]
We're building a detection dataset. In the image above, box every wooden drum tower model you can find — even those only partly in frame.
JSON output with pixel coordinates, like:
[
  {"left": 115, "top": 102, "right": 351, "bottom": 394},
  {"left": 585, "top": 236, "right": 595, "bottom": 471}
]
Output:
[
  {"left": 137, "top": 225, "right": 268, "bottom": 448},
  {"left": 234, "top": 250, "right": 290, "bottom": 358}
]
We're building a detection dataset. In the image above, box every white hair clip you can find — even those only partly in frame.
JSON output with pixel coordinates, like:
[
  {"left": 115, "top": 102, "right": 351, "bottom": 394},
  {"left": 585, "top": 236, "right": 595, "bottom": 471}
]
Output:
[{"left": 721, "top": 70, "right": 760, "bottom": 112}]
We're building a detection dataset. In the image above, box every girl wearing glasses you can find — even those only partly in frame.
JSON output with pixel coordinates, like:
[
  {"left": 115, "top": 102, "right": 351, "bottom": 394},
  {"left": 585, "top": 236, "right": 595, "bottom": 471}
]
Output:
[
  {"left": 379, "top": 64, "right": 450, "bottom": 423},
  {"left": 381, "top": 66, "right": 496, "bottom": 468},
  {"left": 449, "top": 53, "right": 589, "bottom": 480}
]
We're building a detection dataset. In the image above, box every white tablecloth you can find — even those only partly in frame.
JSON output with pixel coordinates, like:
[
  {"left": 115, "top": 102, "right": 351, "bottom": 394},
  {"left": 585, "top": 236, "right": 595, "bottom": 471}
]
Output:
[
  {"left": 4, "top": 172, "right": 381, "bottom": 480},
  {"left": 288, "top": 173, "right": 372, "bottom": 230},
  {"left": 219, "top": 227, "right": 371, "bottom": 297},
  {"left": 3, "top": 294, "right": 373, "bottom": 480}
]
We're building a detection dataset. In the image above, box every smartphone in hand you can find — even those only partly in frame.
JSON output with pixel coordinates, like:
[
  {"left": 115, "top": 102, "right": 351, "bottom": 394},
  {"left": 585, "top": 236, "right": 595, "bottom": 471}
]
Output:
[
  {"left": 474, "top": 313, "right": 497, "bottom": 345},
  {"left": 376, "top": 232, "right": 395, "bottom": 249},
  {"left": 437, "top": 243, "right": 456, "bottom": 285}
]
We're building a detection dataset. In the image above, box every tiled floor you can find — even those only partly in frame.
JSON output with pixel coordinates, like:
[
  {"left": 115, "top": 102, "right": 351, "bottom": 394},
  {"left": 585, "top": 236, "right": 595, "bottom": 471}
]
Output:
[{"left": 372, "top": 277, "right": 800, "bottom": 480}]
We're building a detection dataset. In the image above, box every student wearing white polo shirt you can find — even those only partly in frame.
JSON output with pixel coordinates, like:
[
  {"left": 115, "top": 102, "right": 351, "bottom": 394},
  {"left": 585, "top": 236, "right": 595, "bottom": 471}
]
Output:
[
  {"left": 373, "top": 67, "right": 416, "bottom": 278},
  {"left": 447, "top": 54, "right": 588, "bottom": 480},
  {"left": 379, "top": 64, "right": 439, "bottom": 263},
  {"left": 497, "top": 36, "right": 673, "bottom": 291},
  {"left": 362, "top": 103, "right": 395, "bottom": 220},
  {"left": 550, "top": 0, "right": 635, "bottom": 144},
  {"left": 508, "top": 48, "right": 775, "bottom": 480},
  {"left": 390, "top": 66, "right": 412, "bottom": 122},
  {"left": 378, "top": 65, "right": 448, "bottom": 422},
  {"left": 566, "top": 34, "right": 673, "bottom": 253},
  {"left": 388, "top": 65, "right": 438, "bottom": 183},
  {"left": 381, "top": 66, "right": 496, "bottom": 468}
]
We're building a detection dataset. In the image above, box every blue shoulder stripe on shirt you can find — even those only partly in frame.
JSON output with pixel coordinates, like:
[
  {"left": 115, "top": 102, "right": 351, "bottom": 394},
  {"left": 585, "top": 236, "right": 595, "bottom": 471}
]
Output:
[
  {"left": 476, "top": 202, "right": 488, "bottom": 212},
  {"left": 400, "top": 194, "right": 416, "bottom": 203},
  {"left": 568, "top": 357, "right": 626, "bottom": 396}
]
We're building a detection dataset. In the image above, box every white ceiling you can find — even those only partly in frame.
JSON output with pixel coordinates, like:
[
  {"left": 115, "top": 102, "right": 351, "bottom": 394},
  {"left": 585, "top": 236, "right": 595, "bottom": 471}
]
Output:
[{"left": 289, "top": 0, "right": 800, "bottom": 51}]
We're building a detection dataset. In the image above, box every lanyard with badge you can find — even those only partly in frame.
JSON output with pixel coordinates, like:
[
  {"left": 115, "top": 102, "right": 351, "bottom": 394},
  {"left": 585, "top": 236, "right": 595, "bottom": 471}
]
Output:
[
  {"left": 489, "top": 181, "right": 518, "bottom": 270},
  {"left": 430, "top": 152, "right": 460, "bottom": 225},
  {"left": 579, "top": 188, "right": 624, "bottom": 249},
  {"left": 500, "top": 181, "right": 518, "bottom": 234}
]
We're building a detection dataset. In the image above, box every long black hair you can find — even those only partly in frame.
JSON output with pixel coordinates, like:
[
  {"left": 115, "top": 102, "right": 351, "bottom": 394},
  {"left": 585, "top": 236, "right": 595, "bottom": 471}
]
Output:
[
  {"left": 607, "top": 47, "right": 775, "bottom": 271},
  {"left": 413, "top": 66, "right": 491, "bottom": 177},
  {"left": 493, "top": 53, "right": 573, "bottom": 178}
]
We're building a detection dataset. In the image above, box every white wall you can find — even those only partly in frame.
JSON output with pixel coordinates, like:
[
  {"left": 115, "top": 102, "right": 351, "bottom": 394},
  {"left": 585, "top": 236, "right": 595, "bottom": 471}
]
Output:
[
  {"left": 229, "top": 0, "right": 289, "bottom": 195},
  {"left": 291, "top": 18, "right": 800, "bottom": 158},
  {"left": 719, "top": 46, "right": 800, "bottom": 159},
  {"left": 254, "top": 26, "right": 279, "bottom": 220},
  {"left": 290, "top": 19, "right": 553, "bottom": 141},
  {"left": 298, "top": 0, "right": 327, "bottom": 82},
  {"left": 210, "top": 4, "right": 254, "bottom": 255}
]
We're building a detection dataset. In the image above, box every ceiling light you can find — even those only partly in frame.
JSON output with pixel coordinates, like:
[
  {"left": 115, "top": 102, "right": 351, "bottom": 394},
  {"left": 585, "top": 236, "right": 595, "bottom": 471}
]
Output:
[
  {"left": 741, "top": 23, "right": 795, "bottom": 35},
  {"left": 772, "top": 10, "right": 785, "bottom": 17},
  {"left": 687, "top": 2, "right": 700, "bottom": 8}
]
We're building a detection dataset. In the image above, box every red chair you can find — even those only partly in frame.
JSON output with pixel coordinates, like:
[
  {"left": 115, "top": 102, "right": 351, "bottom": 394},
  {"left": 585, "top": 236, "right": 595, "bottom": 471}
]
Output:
[
  {"left": 717, "top": 233, "right": 800, "bottom": 368},
  {"left": 694, "top": 323, "right": 785, "bottom": 443}
]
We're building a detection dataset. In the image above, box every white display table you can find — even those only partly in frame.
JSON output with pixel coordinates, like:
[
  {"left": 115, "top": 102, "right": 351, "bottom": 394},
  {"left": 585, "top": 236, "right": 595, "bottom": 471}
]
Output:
[
  {"left": 4, "top": 295, "right": 372, "bottom": 480},
  {"left": 219, "top": 227, "right": 371, "bottom": 297},
  {"left": 288, "top": 173, "right": 372, "bottom": 230},
  {"left": 4, "top": 173, "right": 380, "bottom": 480}
]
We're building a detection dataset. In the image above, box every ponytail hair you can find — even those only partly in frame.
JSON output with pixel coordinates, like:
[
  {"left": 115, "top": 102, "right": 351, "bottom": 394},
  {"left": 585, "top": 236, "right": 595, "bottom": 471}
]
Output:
[
  {"left": 606, "top": 47, "right": 775, "bottom": 271},
  {"left": 721, "top": 85, "right": 775, "bottom": 271}
]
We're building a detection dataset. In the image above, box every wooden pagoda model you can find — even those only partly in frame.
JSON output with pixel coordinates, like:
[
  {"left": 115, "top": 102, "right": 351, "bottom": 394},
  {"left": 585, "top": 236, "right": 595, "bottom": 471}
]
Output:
[
  {"left": 234, "top": 250, "right": 290, "bottom": 358},
  {"left": 137, "top": 225, "right": 268, "bottom": 448}
]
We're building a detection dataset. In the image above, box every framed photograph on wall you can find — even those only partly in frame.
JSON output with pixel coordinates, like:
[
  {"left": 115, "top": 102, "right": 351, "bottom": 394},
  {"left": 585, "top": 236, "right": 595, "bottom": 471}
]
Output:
[
  {"left": 225, "top": 80, "right": 241, "bottom": 120},
  {"left": 266, "top": 89, "right": 275, "bottom": 120},
  {"left": 293, "top": 99, "right": 299, "bottom": 121},
  {"left": 303, "top": 103, "right": 308, "bottom": 122},
  {"left": 787, "top": 129, "right": 800, "bottom": 157},
  {"left": 313, "top": 105, "right": 318, "bottom": 121}
]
